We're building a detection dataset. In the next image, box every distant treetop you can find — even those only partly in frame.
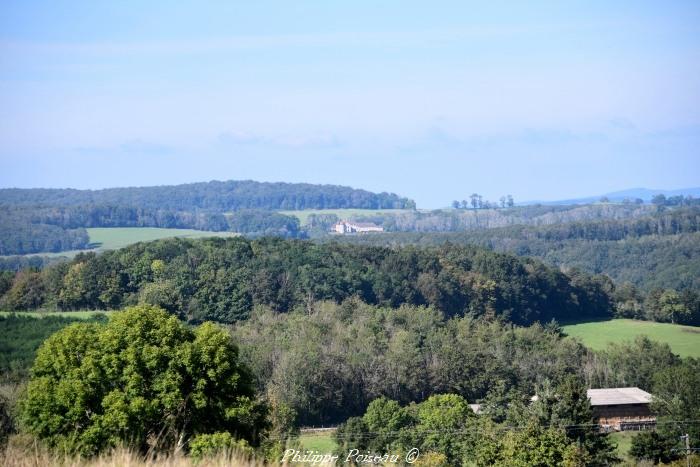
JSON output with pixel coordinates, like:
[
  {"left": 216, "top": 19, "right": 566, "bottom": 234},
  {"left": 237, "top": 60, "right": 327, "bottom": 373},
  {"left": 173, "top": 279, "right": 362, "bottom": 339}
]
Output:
[{"left": 0, "top": 180, "right": 416, "bottom": 211}]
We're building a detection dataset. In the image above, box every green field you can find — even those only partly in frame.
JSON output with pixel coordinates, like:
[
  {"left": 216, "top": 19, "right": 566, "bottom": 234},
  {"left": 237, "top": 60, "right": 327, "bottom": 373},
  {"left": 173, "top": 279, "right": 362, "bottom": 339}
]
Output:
[
  {"left": 297, "top": 431, "right": 337, "bottom": 453},
  {"left": 0, "top": 310, "right": 111, "bottom": 319},
  {"left": 87, "top": 227, "right": 239, "bottom": 250},
  {"left": 11, "top": 228, "right": 240, "bottom": 259},
  {"left": 278, "top": 209, "right": 414, "bottom": 226},
  {"left": 562, "top": 319, "right": 700, "bottom": 358}
]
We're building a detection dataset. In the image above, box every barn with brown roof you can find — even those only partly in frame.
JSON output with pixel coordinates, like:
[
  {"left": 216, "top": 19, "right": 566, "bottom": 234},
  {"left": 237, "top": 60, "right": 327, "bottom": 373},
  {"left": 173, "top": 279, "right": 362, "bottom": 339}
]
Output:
[{"left": 587, "top": 387, "right": 656, "bottom": 431}]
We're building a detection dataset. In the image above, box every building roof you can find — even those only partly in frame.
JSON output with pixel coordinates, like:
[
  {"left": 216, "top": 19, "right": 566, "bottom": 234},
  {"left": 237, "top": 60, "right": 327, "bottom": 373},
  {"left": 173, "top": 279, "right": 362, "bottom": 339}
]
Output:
[
  {"left": 587, "top": 387, "right": 652, "bottom": 406},
  {"left": 346, "top": 221, "right": 381, "bottom": 228}
]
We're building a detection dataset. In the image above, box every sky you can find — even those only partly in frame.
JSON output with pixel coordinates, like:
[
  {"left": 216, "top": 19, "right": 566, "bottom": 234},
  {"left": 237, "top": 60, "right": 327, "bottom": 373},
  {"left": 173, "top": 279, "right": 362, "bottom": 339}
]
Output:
[{"left": 1, "top": 1, "right": 699, "bottom": 208}]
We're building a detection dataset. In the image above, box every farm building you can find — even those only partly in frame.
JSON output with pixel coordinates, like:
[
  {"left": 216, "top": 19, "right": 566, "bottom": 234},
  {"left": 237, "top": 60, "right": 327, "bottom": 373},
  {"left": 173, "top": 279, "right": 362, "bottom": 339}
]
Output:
[
  {"left": 332, "top": 220, "right": 384, "bottom": 234},
  {"left": 587, "top": 387, "right": 656, "bottom": 431}
]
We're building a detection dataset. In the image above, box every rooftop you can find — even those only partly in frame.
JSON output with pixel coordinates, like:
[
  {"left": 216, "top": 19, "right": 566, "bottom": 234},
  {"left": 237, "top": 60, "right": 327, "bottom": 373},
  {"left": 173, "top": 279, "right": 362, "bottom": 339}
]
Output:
[
  {"left": 587, "top": 387, "right": 652, "bottom": 406},
  {"left": 345, "top": 221, "right": 382, "bottom": 228}
]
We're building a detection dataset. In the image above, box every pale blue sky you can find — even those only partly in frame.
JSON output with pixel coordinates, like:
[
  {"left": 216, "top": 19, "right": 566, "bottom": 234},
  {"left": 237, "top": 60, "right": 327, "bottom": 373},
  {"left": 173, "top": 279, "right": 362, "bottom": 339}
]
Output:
[{"left": 1, "top": 1, "right": 699, "bottom": 207}]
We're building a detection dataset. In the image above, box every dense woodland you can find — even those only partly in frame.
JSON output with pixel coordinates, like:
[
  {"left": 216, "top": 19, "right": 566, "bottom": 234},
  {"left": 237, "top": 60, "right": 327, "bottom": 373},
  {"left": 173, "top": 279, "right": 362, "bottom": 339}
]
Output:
[
  {"left": 1, "top": 188, "right": 700, "bottom": 463},
  {"left": 2, "top": 302, "right": 698, "bottom": 464},
  {"left": 233, "top": 300, "right": 699, "bottom": 429},
  {"left": 341, "top": 206, "right": 700, "bottom": 243},
  {"left": 0, "top": 237, "right": 615, "bottom": 326},
  {"left": 333, "top": 208, "right": 700, "bottom": 315},
  {"left": 0, "top": 234, "right": 698, "bottom": 463},
  {"left": 2, "top": 207, "right": 699, "bottom": 326},
  {"left": 0, "top": 222, "right": 88, "bottom": 256},
  {"left": 0, "top": 313, "right": 108, "bottom": 383},
  {"left": 0, "top": 255, "right": 59, "bottom": 272},
  {"left": 0, "top": 180, "right": 415, "bottom": 211}
]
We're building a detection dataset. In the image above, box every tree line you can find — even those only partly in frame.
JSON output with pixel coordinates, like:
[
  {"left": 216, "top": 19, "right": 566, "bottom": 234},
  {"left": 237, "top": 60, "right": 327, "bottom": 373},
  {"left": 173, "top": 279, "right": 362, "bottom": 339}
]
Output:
[
  {"left": 451, "top": 193, "right": 514, "bottom": 209},
  {"left": 344, "top": 206, "right": 700, "bottom": 242},
  {"left": 0, "top": 179, "right": 415, "bottom": 211},
  {"left": 0, "top": 218, "right": 89, "bottom": 255},
  {"left": 0, "top": 255, "right": 59, "bottom": 272},
  {"left": 0, "top": 237, "right": 614, "bottom": 326},
  {"left": 346, "top": 202, "right": 658, "bottom": 233},
  {"left": 651, "top": 193, "right": 700, "bottom": 207}
]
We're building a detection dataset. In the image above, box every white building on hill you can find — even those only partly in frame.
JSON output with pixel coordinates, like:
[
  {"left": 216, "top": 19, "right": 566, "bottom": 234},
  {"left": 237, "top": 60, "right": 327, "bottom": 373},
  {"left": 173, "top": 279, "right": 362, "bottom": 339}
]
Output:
[{"left": 333, "top": 220, "right": 384, "bottom": 234}]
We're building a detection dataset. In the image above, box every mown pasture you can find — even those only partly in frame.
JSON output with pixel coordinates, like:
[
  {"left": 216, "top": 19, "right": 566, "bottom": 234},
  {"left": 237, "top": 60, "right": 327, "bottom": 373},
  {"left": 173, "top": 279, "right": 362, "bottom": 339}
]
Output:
[{"left": 562, "top": 319, "right": 700, "bottom": 358}]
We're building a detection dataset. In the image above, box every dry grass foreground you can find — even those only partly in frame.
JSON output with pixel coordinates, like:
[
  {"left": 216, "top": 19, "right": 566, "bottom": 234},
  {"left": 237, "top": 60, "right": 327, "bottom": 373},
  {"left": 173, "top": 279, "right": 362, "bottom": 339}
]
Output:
[{"left": 0, "top": 441, "right": 274, "bottom": 467}]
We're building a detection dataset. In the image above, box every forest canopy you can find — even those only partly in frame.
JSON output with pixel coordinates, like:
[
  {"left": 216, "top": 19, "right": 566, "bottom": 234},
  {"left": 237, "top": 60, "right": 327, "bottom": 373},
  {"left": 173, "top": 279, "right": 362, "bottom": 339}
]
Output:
[
  {"left": 333, "top": 207, "right": 700, "bottom": 293},
  {"left": 0, "top": 236, "right": 614, "bottom": 326}
]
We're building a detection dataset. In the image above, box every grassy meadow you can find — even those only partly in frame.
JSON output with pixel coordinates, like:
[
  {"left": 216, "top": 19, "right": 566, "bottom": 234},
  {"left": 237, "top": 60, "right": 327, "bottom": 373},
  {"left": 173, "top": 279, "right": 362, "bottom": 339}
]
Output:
[
  {"left": 12, "top": 228, "right": 240, "bottom": 259},
  {"left": 562, "top": 319, "right": 700, "bottom": 358},
  {"left": 297, "top": 431, "right": 337, "bottom": 453},
  {"left": 87, "top": 227, "right": 239, "bottom": 250}
]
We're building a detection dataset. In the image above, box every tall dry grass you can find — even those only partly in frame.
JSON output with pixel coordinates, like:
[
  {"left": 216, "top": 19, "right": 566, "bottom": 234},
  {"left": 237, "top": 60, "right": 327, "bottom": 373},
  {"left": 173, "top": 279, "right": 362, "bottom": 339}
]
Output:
[{"left": 0, "top": 437, "right": 276, "bottom": 467}]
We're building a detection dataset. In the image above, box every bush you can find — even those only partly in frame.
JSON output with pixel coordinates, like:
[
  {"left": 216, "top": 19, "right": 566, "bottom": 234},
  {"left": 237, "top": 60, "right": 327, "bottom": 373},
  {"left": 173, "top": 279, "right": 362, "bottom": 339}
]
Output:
[
  {"left": 414, "top": 451, "right": 449, "bottom": 466},
  {"left": 189, "top": 432, "right": 254, "bottom": 460},
  {"left": 18, "top": 305, "right": 267, "bottom": 455}
]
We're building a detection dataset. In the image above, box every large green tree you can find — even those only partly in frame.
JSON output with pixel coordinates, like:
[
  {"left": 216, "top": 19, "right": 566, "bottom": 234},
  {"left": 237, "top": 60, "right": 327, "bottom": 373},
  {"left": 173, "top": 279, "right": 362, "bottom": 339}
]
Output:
[
  {"left": 652, "top": 358, "right": 700, "bottom": 451},
  {"left": 19, "top": 305, "right": 267, "bottom": 455},
  {"left": 514, "top": 376, "right": 618, "bottom": 465},
  {"left": 629, "top": 431, "right": 676, "bottom": 464}
]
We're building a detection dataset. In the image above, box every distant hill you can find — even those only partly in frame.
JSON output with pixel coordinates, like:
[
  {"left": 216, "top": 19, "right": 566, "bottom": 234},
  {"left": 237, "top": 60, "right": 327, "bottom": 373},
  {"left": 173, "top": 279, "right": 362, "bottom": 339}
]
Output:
[
  {"left": 0, "top": 180, "right": 416, "bottom": 211},
  {"left": 523, "top": 187, "right": 700, "bottom": 205}
]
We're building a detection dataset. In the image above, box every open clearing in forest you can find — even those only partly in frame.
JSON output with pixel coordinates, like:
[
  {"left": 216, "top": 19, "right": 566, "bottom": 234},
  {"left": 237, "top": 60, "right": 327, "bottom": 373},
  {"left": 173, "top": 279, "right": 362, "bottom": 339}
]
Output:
[
  {"left": 297, "top": 430, "right": 337, "bottom": 453},
  {"left": 562, "top": 319, "right": 700, "bottom": 358}
]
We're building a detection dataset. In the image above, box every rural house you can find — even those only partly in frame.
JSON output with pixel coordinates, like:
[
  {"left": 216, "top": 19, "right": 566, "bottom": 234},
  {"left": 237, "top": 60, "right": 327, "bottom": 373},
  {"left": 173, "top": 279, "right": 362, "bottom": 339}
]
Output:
[
  {"left": 587, "top": 387, "right": 656, "bottom": 431},
  {"left": 332, "top": 220, "right": 384, "bottom": 234}
]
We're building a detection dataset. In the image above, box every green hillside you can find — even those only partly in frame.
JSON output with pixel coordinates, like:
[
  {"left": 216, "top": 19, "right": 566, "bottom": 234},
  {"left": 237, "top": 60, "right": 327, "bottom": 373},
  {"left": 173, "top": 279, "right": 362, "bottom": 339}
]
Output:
[{"left": 562, "top": 319, "right": 700, "bottom": 357}]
